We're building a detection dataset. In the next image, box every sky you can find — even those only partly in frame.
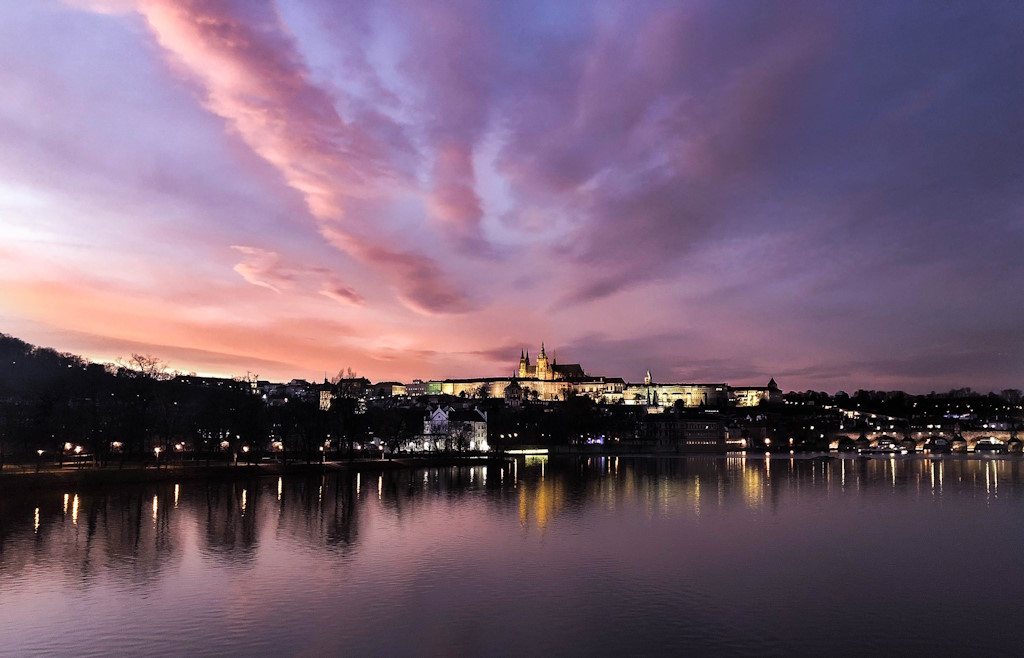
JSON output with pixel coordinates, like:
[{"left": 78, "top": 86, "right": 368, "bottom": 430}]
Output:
[{"left": 1, "top": 0, "right": 1022, "bottom": 393}]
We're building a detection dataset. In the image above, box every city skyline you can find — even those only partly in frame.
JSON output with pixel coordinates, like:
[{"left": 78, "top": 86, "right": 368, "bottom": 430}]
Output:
[{"left": 1, "top": 1, "right": 1022, "bottom": 393}]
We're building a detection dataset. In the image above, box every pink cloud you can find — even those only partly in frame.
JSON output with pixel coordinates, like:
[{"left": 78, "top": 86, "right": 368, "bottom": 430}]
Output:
[
  {"left": 135, "top": 0, "right": 472, "bottom": 314},
  {"left": 428, "top": 141, "right": 483, "bottom": 236},
  {"left": 389, "top": 0, "right": 495, "bottom": 247},
  {"left": 319, "top": 281, "right": 364, "bottom": 307},
  {"left": 6, "top": 0, "right": 1019, "bottom": 393},
  {"left": 231, "top": 244, "right": 365, "bottom": 307},
  {"left": 230, "top": 245, "right": 291, "bottom": 292},
  {"left": 320, "top": 226, "right": 474, "bottom": 314},
  {"left": 0, "top": 276, "right": 383, "bottom": 379}
]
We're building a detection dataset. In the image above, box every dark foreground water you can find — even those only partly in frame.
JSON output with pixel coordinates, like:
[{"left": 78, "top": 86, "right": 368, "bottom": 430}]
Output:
[{"left": 2, "top": 455, "right": 1023, "bottom": 656}]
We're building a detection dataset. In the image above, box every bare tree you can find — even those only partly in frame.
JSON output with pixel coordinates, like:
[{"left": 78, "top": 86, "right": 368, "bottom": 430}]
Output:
[
  {"left": 450, "top": 421, "right": 472, "bottom": 454},
  {"left": 331, "top": 367, "right": 359, "bottom": 383},
  {"left": 234, "top": 371, "right": 259, "bottom": 393},
  {"left": 383, "top": 418, "right": 409, "bottom": 458},
  {"left": 115, "top": 354, "right": 172, "bottom": 381}
]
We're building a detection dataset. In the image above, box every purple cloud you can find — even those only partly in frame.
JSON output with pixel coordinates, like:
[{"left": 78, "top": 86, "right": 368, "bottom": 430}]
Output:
[{"left": 1, "top": 0, "right": 1021, "bottom": 391}]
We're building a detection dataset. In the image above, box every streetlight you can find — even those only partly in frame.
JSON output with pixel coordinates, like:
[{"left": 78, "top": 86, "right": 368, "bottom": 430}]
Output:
[
  {"left": 242, "top": 445, "right": 250, "bottom": 466},
  {"left": 36, "top": 449, "right": 44, "bottom": 472},
  {"left": 154, "top": 446, "right": 161, "bottom": 469}
]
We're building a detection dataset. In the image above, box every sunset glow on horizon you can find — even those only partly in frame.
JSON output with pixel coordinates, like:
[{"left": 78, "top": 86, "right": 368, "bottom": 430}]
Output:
[{"left": 1, "top": 1, "right": 1021, "bottom": 391}]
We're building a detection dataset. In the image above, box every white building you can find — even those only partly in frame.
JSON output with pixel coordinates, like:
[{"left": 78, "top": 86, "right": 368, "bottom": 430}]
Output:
[{"left": 421, "top": 406, "right": 489, "bottom": 452}]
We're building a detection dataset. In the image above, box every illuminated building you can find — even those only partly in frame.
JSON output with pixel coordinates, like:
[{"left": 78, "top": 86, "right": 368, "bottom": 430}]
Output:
[
  {"left": 731, "top": 378, "right": 782, "bottom": 407},
  {"left": 422, "top": 406, "right": 489, "bottom": 451},
  {"left": 623, "top": 371, "right": 729, "bottom": 409},
  {"left": 409, "top": 344, "right": 622, "bottom": 403},
  {"left": 318, "top": 384, "right": 333, "bottom": 411},
  {"left": 622, "top": 373, "right": 781, "bottom": 410},
  {"left": 517, "top": 343, "right": 584, "bottom": 381},
  {"left": 399, "top": 346, "right": 778, "bottom": 409}
]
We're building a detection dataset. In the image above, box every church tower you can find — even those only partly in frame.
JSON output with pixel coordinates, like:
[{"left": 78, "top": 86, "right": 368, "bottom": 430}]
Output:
[
  {"left": 518, "top": 349, "right": 530, "bottom": 379},
  {"left": 644, "top": 370, "right": 652, "bottom": 386},
  {"left": 536, "top": 343, "right": 550, "bottom": 380}
]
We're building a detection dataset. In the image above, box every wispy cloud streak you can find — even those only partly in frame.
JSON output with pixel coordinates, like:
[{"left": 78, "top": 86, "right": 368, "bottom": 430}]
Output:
[
  {"left": 1, "top": 0, "right": 1020, "bottom": 390},
  {"left": 136, "top": 0, "right": 472, "bottom": 313}
]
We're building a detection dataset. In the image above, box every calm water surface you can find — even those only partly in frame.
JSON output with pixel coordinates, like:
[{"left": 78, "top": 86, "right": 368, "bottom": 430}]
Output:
[{"left": 2, "top": 455, "right": 1023, "bottom": 656}]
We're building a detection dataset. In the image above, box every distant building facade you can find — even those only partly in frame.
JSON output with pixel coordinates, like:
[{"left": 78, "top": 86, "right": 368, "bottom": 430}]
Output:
[
  {"left": 318, "top": 381, "right": 334, "bottom": 411},
  {"left": 421, "top": 406, "right": 489, "bottom": 451},
  {"left": 623, "top": 371, "right": 730, "bottom": 409},
  {"left": 621, "top": 371, "right": 781, "bottom": 410},
  {"left": 394, "top": 345, "right": 779, "bottom": 411},
  {"left": 639, "top": 415, "right": 729, "bottom": 452},
  {"left": 731, "top": 378, "right": 782, "bottom": 407}
]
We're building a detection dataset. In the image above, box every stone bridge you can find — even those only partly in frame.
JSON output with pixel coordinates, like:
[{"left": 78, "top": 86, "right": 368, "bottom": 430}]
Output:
[{"left": 827, "top": 429, "right": 1017, "bottom": 450}]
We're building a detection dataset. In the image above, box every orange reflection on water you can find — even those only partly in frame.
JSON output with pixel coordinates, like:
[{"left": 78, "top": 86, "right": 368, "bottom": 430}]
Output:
[{"left": 518, "top": 477, "right": 564, "bottom": 532}]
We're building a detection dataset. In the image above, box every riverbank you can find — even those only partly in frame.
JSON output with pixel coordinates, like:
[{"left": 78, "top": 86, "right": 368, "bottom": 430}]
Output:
[
  {"left": 0, "top": 455, "right": 501, "bottom": 491},
  {"left": 6, "top": 450, "right": 1019, "bottom": 491}
]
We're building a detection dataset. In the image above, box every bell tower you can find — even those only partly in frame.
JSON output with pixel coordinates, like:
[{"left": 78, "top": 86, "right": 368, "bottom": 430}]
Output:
[
  {"left": 518, "top": 350, "right": 530, "bottom": 379},
  {"left": 536, "top": 343, "right": 550, "bottom": 380}
]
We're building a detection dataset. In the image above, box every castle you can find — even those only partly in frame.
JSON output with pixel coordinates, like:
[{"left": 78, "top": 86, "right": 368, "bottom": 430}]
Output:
[{"left": 408, "top": 343, "right": 779, "bottom": 408}]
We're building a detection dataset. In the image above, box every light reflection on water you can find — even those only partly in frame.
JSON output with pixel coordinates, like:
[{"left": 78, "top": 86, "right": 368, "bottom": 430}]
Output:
[{"left": 2, "top": 456, "right": 1024, "bottom": 655}]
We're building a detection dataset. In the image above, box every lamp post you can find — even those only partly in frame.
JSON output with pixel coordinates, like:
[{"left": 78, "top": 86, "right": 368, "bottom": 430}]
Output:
[
  {"left": 154, "top": 446, "right": 161, "bottom": 469},
  {"left": 36, "top": 449, "right": 44, "bottom": 473},
  {"left": 242, "top": 445, "right": 250, "bottom": 466}
]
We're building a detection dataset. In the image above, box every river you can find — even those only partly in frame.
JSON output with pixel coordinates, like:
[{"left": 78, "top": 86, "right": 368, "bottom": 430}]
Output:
[{"left": 1, "top": 454, "right": 1021, "bottom": 655}]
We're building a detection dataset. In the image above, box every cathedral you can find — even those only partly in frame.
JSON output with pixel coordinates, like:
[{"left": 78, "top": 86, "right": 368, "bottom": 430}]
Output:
[{"left": 517, "top": 343, "right": 585, "bottom": 381}]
